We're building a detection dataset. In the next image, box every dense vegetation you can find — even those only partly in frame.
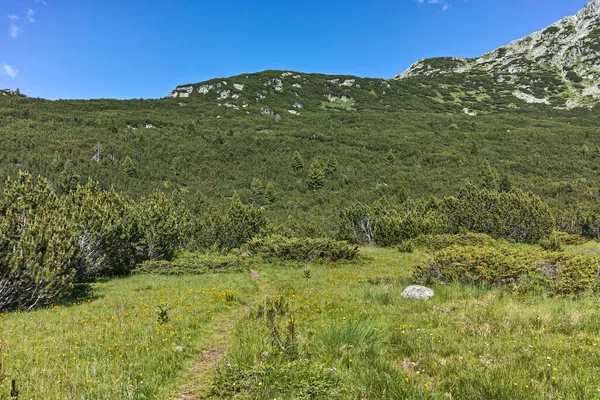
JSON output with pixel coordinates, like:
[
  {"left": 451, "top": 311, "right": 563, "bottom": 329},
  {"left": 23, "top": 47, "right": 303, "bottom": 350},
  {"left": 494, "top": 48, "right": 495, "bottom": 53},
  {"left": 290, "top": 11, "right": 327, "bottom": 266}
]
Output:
[
  {"left": 3, "top": 69, "right": 600, "bottom": 398},
  {"left": 3, "top": 71, "right": 600, "bottom": 240}
]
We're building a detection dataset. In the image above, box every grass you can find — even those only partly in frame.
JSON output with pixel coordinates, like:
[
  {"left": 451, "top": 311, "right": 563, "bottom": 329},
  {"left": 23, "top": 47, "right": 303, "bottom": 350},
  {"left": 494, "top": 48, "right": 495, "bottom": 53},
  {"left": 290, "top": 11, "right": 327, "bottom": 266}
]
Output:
[
  {"left": 3, "top": 246, "right": 600, "bottom": 399},
  {"left": 0, "top": 274, "right": 258, "bottom": 399}
]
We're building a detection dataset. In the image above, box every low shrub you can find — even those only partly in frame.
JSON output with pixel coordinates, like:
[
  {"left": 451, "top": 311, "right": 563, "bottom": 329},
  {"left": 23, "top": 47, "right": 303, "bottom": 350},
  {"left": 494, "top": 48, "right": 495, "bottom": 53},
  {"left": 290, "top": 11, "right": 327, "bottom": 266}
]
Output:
[
  {"left": 134, "top": 251, "right": 247, "bottom": 275},
  {"left": 243, "top": 235, "right": 359, "bottom": 262},
  {"left": 414, "top": 245, "right": 600, "bottom": 295},
  {"left": 408, "top": 232, "right": 495, "bottom": 251},
  {"left": 397, "top": 241, "right": 415, "bottom": 253},
  {"left": 552, "top": 231, "right": 589, "bottom": 246},
  {"left": 540, "top": 233, "right": 563, "bottom": 252},
  {"left": 445, "top": 184, "right": 555, "bottom": 243}
]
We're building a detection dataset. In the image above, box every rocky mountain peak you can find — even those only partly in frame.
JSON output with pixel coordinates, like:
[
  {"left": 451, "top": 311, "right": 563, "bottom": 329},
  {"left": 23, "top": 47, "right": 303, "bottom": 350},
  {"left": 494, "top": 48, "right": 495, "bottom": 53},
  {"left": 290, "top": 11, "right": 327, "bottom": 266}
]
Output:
[{"left": 394, "top": 0, "right": 600, "bottom": 109}]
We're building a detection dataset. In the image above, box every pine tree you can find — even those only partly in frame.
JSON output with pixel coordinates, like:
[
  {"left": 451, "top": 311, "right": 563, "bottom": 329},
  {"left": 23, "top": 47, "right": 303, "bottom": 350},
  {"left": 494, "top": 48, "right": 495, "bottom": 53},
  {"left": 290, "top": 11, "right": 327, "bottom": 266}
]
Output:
[
  {"left": 121, "top": 156, "right": 136, "bottom": 177},
  {"left": 307, "top": 163, "right": 325, "bottom": 190},
  {"left": 292, "top": 151, "right": 304, "bottom": 171},
  {"left": 325, "top": 155, "right": 338, "bottom": 175},
  {"left": 264, "top": 183, "right": 278, "bottom": 205},
  {"left": 480, "top": 160, "right": 499, "bottom": 190},
  {"left": 58, "top": 159, "right": 80, "bottom": 194},
  {"left": 385, "top": 150, "right": 396, "bottom": 165},
  {"left": 499, "top": 174, "right": 513, "bottom": 192},
  {"left": 250, "top": 177, "right": 265, "bottom": 205}
]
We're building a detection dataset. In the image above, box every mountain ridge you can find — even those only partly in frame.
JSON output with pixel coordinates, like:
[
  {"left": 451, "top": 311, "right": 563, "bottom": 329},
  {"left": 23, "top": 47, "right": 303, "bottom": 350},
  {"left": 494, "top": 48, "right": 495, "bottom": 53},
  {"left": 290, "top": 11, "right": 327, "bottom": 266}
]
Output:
[
  {"left": 394, "top": 0, "right": 600, "bottom": 109},
  {"left": 168, "top": 0, "right": 600, "bottom": 111}
]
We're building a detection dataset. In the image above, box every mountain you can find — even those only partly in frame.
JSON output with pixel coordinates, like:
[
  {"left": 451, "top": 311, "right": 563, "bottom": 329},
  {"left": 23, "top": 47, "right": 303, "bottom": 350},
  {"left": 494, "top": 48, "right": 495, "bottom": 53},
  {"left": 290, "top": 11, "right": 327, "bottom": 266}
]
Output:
[
  {"left": 395, "top": 0, "right": 600, "bottom": 109},
  {"left": 167, "top": 1, "right": 600, "bottom": 114}
]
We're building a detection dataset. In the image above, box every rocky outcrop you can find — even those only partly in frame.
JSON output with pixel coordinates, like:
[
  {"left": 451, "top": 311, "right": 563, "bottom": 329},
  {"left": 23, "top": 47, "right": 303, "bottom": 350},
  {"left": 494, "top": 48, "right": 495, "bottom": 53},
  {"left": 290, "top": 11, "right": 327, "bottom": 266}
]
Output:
[{"left": 394, "top": 0, "right": 600, "bottom": 108}]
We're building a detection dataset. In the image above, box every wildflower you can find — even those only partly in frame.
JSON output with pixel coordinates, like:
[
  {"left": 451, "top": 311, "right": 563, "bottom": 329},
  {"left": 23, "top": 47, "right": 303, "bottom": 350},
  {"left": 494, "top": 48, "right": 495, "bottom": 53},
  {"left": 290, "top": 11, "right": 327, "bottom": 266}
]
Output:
[
  {"left": 262, "top": 351, "right": 269, "bottom": 357},
  {"left": 329, "top": 367, "right": 337, "bottom": 372},
  {"left": 526, "top": 345, "right": 533, "bottom": 352}
]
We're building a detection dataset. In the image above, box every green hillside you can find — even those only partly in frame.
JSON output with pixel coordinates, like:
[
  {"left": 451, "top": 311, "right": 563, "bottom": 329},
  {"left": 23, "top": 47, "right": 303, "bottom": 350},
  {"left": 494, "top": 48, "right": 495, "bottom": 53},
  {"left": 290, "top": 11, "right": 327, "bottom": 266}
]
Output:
[{"left": 1, "top": 71, "right": 600, "bottom": 237}]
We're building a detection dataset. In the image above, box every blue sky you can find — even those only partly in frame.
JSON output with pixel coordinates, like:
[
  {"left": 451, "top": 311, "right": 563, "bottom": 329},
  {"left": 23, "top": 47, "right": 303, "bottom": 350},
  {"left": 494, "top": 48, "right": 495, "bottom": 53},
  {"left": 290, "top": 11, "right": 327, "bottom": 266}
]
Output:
[{"left": 0, "top": 0, "right": 591, "bottom": 99}]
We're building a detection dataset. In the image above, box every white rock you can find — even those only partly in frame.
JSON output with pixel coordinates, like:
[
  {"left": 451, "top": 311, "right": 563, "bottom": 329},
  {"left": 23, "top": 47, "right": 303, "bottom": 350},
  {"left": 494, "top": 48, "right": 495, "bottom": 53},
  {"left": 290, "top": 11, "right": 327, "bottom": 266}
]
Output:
[
  {"left": 198, "top": 84, "right": 214, "bottom": 94},
  {"left": 512, "top": 90, "right": 550, "bottom": 104},
  {"left": 233, "top": 83, "right": 244, "bottom": 91},
  {"left": 218, "top": 90, "right": 231, "bottom": 100},
  {"left": 402, "top": 285, "right": 434, "bottom": 300}
]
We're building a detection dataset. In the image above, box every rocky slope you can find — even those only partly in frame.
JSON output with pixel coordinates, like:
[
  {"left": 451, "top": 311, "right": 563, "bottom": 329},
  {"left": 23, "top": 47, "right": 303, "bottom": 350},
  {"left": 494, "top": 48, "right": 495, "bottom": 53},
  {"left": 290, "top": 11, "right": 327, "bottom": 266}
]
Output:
[
  {"left": 169, "top": 0, "right": 600, "bottom": 113},
  {"left": 395, "top": 0, "right": 600, "bottom": 109}
]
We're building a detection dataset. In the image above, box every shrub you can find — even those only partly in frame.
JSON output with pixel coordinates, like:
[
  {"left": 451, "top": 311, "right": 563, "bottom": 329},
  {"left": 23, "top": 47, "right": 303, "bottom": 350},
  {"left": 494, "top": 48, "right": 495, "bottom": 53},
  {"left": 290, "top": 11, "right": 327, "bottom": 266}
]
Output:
[
  {"left": 65, "top": 182, "right": 139, "bottom": 277},
  {"left": 337, "top": 199, "right": 447, "bottom": 246},
  {"left": 414, "top": 245, "right": 599, "bottom": 295},
  {"left": 408, "top": 232, "right": 495, "bottom": 251},
  {"left": 136, "top": 191, "right": 188, "bottom": 260},
  {"left": 445, "top": 184, "right": 554, "bottom": 243},
  {"left": 397, "top": 241, "right": 415, "bottom": 253},
  {"left": 134, "top": 250, "right": 247, "bottom": 275},
  {"left": 0, "top": 172, "right": 80, "bottom": 310},
  {"left": 193, "top": 198, "right": 266, "bottom": 251},
  {"left": 540, "top": 233, "right": 563, "bottom": 252},
  {"left": 243, "top": 235, "right": 359, "bottom": 262}
]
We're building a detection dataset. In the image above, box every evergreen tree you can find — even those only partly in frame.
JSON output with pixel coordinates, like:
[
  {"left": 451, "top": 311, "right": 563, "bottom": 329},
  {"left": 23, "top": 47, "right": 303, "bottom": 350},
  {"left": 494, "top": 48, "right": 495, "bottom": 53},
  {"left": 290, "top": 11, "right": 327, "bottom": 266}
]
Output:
[
  {"left": 249, "top": 177, "right": 265, "bottom": 205},
  {"left": 480, "top": 160, "right": 499, "bottom": 190},
  {"left": 264, "top": 183, "right": 278, "bottom": 205},
  {"left": 58, "top": 159, "right": 80, "bottom": 194},
  {"left": 325, "top": 155, "right": 338, "bottom": 175},
  {"left": 121, "top": 155, "right": 136, "bottom": 177},
  {"left": 307, "top": 162, "right": 325, "bottom": 190},
  {"left": 292, "top": 152, "right": 304, "bottom": 172},
  {"left": 499, "top": 174, "right": 513, "bottom": 192}
]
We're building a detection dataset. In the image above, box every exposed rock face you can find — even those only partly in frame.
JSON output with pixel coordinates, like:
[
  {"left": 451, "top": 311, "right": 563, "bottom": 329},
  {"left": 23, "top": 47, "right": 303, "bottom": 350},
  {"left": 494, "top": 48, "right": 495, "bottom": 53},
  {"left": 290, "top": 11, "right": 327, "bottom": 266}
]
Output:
[
  {"left": 1, "top": 89, "right": 21, "bottom": 96},
  {"left": 394, "top": 0, "right": 600, "bottom": 108},
  {"left": 402, "top": 285, "right": 434, "bottom": 300}
]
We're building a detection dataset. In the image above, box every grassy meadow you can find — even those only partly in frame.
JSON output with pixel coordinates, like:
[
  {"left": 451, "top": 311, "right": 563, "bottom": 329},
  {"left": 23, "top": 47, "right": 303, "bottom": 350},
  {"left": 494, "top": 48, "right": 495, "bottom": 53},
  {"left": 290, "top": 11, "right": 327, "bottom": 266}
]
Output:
[{"left": 2, "top": 244, "right": 600, "bottom": 399}]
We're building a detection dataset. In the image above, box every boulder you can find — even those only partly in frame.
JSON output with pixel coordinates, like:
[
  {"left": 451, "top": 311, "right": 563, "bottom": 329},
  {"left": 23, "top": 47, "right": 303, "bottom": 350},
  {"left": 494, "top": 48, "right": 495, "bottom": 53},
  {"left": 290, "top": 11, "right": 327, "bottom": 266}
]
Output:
[{"left": 402, "top": 285, "right": 434, "bottom": 300}]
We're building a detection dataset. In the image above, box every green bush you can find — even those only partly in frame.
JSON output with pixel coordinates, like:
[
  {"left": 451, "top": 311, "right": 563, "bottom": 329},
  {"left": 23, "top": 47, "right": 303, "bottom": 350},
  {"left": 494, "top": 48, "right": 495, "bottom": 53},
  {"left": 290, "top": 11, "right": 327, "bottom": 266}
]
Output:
[
  {"left": 243, "top": 235, "right": 359, "bottom": 262},
  {"left": 445, "top": 184, "right": 554, "bottom": 243},
  {"left": 337, "top": 199, "right": 447, "bottom": 247},
  {"left": 0, "top": 172, "right": 80, "bottom": 310},
  {"left": 134, "top": 250, "right": 247, "bottom": 275},
  {"left": 540, "top": 233, "right": 563, "bottom": 252},
  {"left": 552, "top": 231, "right": 589, "bottom": 246},
  {"left": 65, "top": 182, "right": 139, "bottom": 276},
  {"left": 414, "top": 245, "right": 599, "bottom": 295},
  {"left": 136, "top": 191, "right": 188, "bottom": 260},
  {"left": 193, "top": 198, "right": 266, "bottom": 251},
  {"left": 397, "top": 240, "right": 415, "bottom": 253},
  {"left": 408, "top": 232, "right": 495, "bottom": 251}
]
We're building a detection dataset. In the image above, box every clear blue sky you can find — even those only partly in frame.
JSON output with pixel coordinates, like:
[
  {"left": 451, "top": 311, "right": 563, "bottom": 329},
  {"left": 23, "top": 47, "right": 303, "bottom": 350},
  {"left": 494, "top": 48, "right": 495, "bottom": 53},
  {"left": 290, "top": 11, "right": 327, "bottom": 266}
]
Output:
[{"left": 0, "top": 0, "right": 590, "bottom": 100}]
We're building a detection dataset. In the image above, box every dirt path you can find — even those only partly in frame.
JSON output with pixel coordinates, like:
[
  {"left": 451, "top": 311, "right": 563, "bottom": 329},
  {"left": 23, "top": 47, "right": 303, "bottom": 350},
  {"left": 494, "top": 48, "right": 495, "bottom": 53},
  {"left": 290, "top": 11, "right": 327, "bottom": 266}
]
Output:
[{"left": 172, "top": 270, "right": 264, "bottom": 399}]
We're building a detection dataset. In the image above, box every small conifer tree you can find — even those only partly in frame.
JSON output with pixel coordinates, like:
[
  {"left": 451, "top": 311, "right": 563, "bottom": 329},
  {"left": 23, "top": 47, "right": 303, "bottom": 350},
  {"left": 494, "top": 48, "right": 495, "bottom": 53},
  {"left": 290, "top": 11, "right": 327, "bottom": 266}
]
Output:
[
  {"left": 307, "top": 162, "right": 325, "bottom": 190},
  {"left": 292, "top": 151, "right": 304, "bottom": 171},
  {"left": 264, "top": 183, "right": 278, "bottom": 205},
  {"left": 480, "top": 160, "right": 499, "bottom": 190},
  {"left": 325, "top": 155, "right": 338, "bottom": 175},
  {"left": 250, "top": 177, "right": 265, "bottom": 205}
]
